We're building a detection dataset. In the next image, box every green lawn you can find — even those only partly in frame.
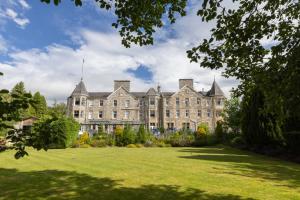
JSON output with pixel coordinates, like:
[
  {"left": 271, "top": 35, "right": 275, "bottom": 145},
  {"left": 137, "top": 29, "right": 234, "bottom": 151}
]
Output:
[{"left": 0, "top": 146, "right": 299, "bottom": 200}]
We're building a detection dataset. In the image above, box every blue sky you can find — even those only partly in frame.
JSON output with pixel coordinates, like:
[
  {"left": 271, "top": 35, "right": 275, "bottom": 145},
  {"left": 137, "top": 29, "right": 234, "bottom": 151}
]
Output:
[{"left": 0, "top": 0, "right": 238, "bottom": 104}]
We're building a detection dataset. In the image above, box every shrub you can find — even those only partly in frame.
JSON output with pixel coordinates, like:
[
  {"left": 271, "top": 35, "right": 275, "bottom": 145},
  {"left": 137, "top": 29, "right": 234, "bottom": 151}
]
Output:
[
  {"left": 231, "top": 136, "right": 246, "bottom": 148},
  {"left": 215, "top": 121, "right": 224, "bottom": 141},
  {"left": 90, "top": 139, "right": 107, "bottom": 147},
  {"left": 284, "top": 131, "right": 300, "bottom": 153},
  {"left": 169, "top": 131, "right": 195, "bottom": 147},
  {"left": 135, "top": 143, "right": 144, "bottom": 148},
  {"left": 126, "top": 144, "right": 136, "bottom": 148},
  {"left": 105, "top": 134, "right": 115, "bottom": 146},
  {"left": 31, "top": 115, "right": 80, "bottom": 149},
  {"left": 114, "top": 125, "right": 124, "bottom": 146},
  {"left": 80, "top": 144, "right": 90, "bottom": 148},
  {"left": 122, "top": 124, "right": 136, "bottom": 145},
  {"left": 79, "top": 132, "right": 90, "bottom": 145},
  {"left": 136, "top": 124, "right": 146, "bottom": 144}
]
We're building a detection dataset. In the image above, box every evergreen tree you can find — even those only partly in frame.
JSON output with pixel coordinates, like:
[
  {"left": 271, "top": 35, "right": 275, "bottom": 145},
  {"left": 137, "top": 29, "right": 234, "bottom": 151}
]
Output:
[
  {"left": 31, "top": 92, "right": 48, "bottom": 117},
  {"left": 136, "top": 124, "right": 146, "bottom": 144},
  {"left": 241, "top": 87, "right": 283, "bottom": 147},
  {"left": 122, "top": 124, "right": 136, "bottom": 145},
  {"left": 11, "top": 82, "right": 26, "bottom": 95}
]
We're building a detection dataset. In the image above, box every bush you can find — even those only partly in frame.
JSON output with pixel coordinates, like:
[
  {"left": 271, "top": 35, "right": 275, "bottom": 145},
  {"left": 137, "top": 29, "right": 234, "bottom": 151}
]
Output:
[
  {"left": 215, "top": 121, "right": 224, "bottom": 141},
  {"left": 135, "top": 143, "right": 144, "bottom": 148},
  {"left": 169, "top": 131, "right": 195, "bottom": 147},
  {"left": 230, "top": 136, "right": 246, "bottom": 148},
  {"left": 122, "top": 124, "right": 136, "bottom": 145},
  {"left": 30, "top": 115, "right": 80, "bottom": 149},
  {"left": 126, "top": 144, "right": 136, "bottom": 148},
  {"left": 105, "top": 134, "right": 115, "bottom": 146},
  {"left": 79, "top": 132, "right": 90, "bottom": 145},
  {"left": 90, "top": 139, "right": 107, "bottom": 147},
  {"left": 114, "top": 125, "right": 124, "bottom": 146},
  {"left": 136, "top": 124, "right": 146, "bottom": 144},
  {"left": 80, "top": 144, "right": 90, "bottom": 148}
]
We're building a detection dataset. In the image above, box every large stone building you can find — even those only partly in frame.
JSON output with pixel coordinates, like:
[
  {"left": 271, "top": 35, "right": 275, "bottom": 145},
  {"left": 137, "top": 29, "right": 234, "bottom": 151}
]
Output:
[{"left": 67, "top": 79, "right": 225, "bottom": 134}]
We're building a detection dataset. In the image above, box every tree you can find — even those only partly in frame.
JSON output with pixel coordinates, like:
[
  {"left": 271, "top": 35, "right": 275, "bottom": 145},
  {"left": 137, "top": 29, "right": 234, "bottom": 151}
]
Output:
[
  {"left": 221, "top": 96, "right": 242, "bottom": 134},
  {"left": 49, "top": 102, "right": 67, "bottom": 116},
  {"left": 241, "top": 87, "right": 284, "bottom": 147},
  {"left": 122, "top": 124, "right": 136, "bottom": 145},
  {"left": 136, "top": 124, "right": 146, "bottom": 144},
  {"left": 11, "top": 82, "right": 26, "bottom": 96},
  {"left": 29, "top": 92, "right": 48, "bottom": 118}
]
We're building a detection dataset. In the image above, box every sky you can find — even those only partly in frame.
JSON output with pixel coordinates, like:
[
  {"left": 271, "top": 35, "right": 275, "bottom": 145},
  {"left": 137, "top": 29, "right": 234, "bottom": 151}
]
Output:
[{"left": 0, "top": 0, "right": 239, "bottom": 105}]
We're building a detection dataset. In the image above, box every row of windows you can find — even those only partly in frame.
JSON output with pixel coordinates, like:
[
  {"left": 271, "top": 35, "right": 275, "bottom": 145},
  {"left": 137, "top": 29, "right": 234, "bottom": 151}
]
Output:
[
  {"left": 74, "top": 110, "right": 132, "bottom": 119},
  {"left": 74, "top": 97, "right": 223, "bottom": 107}
]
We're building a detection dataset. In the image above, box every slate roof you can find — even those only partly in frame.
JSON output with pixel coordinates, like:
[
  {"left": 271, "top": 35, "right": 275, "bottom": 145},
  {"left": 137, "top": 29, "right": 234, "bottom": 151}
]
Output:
[
  {"left": 71, "top": 80, "right": 88, "bottom": 95},
  {"left": 207, "top": 80, "right": 225, "bottom": 96}
]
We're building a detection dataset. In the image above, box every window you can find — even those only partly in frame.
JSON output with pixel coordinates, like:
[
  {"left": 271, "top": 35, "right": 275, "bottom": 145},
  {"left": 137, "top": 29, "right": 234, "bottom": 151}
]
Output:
[
  {"left": 99, "top": 111, "right": 103, "bottom": 118},
  {"left": 217, "top": 99, "right": 222, "bottom": 106},
  {"left": 89, "top": 100, "right": 93, "bottom": 107},
  {"left": 206, "top": 99, "right": 211, "bottom": 106},
  {"left": 185, "top": 110, "right": 189, "bottom": 117},
  {"left": 207, "top": 109, "right": 211, "bottom": 117},
  {"left": 124, "top": 111, "right": 130, "bottom": 119},
  {"left": 81, "top": 98, "right": 86, "bottom": 106},
  {"left": 114, "top": 100, "right": 117, "bottom": 107},
  {"left": 74, "top": 110, "right": 79, "bottom": 118},
  {"left": 197, "top": 98, "right": 201, "bottom": 105},
  {"left": 166, "top": 99, "right": 169, "bottom": 105},
  {"left": 75, "top": 98, "right": 80, "bottom": 105},
  {"left": 216, "top": 111, "right": 221, "bottom": 117},
  {"left": 185, "top": 98, "right": 189, "bottom": 106},
  {"left": 198, "top": 110, "right": 201, "bottom": 117},
  {"left": 150, "top": 123, "right": 156, "bottom": 129},
  {"left": 125, "top": 100, "right": 130, "bottom": 108},
  {"left": 150, "top": 98, "right": 155, "bottom": 105},
  {"left": 176, "top": 110, "right": 180, "bottom": 118},
  {"left": 139, "top": 100, "right": 143, "bottom": 106},
  {"left": 167, "top": 123, "right": 174, "bottom": 129},
  {"left": 176, "top": 97, "right": 180, "bottom": 106},
  {"left": 80, "top": 111, "right": 84, "bottom": 118},
  {"left": 99, "top": 99, "right": 104, "bottom": 106},
  {"left": 88, "top": 112, "right": 92, "bottom": 119},
  {"left": 166, "top": 110, "right": 170, "bottom": 117},
  {"left": 182, "top": 123, "right": 190, "bottom": 129},
  {"left": 112, "top": 111, "right": 117, "bottom": 119},
  {"left": 150, "top": 110, "right": 155, "bottom": 117}
]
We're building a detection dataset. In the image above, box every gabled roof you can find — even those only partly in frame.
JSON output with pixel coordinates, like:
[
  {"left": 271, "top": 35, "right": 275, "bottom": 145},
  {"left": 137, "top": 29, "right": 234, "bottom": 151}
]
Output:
[
  {"left": 162, "top": 92, "right": 175, "bottom": 97},
  {"left": 131, "top": 92, "right": 147, "bottom": 97},
  {"left": 207, "top": 80, "right": 224, "bottom": 96},
  {"left": 146, "top": 88, "right": 158, "bottom": 96},
  {"left": 71, "top": 80, "right": 88, "bottom": 96}
]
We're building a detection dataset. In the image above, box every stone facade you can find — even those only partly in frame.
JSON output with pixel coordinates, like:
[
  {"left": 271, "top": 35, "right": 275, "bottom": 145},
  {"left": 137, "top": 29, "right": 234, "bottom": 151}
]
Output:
[{"left": 67, "top": 79, "right": 225, "bottom": 134}]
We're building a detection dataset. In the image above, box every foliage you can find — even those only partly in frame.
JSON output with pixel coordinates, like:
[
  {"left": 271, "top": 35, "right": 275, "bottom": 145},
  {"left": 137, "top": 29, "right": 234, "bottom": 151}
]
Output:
[
  {"left": 90, "top": 139, "right": 107, "bottom": 147},
  {"left": 29, "top": 92, "right": 48, "bottom": 118},
  {"left": 49, "top": 102, "right": 67, "bottom": 116},
  {"left": 230, "top": 136, "right": 246, "bottom": 148},
  {"left": 221, "top": 96, "right": 242, "bottom": 134},
  {"left": 122, "top": 124, "right": 136, "bottom": 146},
  {"left": 196, "top": 123, "right": 209, "bottom": 136},
  {"left": 169, "top": 131, "right": 195, "bottom": 147},
  {"left": 214, "top": 121, "right": 224, "bottom": 141},
  {"left": 114, "top": 125, "right": 124, "bottom": 146},
  {"left": 79, "top": 132, "right": 90, "bottom": 145},
  {"left": 126, "top": 144, "right": 137, "bottom": 148},
  {"left": 136, "top": 124, "right": 146, "bottom": 144},
  {"left": 241, "top": 87, "right": 284, "bottom": 147},
  {"left": 30, "top": 115, "right": 80, "bottom": 149}
]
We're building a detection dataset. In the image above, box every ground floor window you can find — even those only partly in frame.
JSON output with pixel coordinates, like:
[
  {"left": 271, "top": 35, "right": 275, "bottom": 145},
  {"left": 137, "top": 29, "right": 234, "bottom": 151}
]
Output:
[
  {"left": 74, "top": 110, "right": 79, "bottom": 118},
  {"left": 182, "top": 123, "right": 190, "bottom": 129}
]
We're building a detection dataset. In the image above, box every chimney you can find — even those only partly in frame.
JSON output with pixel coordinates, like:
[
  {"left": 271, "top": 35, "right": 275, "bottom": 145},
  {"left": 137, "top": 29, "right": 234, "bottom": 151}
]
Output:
[
  {"left": 157, "top": 85, "right": 161, "bottom": 93},
  {"left": 179, "top": 79, "right": 193, "bottom": 89},
  {"left": 114, "top": 80, "right": 130, "bottom": 91}
]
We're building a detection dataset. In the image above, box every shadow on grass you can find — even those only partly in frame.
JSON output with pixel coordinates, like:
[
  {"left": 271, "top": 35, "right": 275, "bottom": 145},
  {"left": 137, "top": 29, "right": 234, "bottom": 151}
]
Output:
[
  {"left": 0, "top": 168, "right": 256, "bottom": 200},
  {"left": 178, "top": 146, "right": 300, "bottom": 188}
]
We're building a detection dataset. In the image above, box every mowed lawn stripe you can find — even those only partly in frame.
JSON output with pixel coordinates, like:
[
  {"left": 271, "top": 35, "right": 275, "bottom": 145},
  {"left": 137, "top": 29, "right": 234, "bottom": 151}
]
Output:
[{"left": 0, "top": 146, "right": 299, "bottom": 200}]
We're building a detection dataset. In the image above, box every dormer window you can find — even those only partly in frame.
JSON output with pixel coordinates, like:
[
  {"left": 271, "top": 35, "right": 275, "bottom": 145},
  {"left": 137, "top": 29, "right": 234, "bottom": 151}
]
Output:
[
  {"left": 150, "top": 98, "right": 155, "bottom": 105},
  {"left": 114, "top": 100, "right": 117, "bottom": 107},
  {"left": 125, "top": 100, "right": 130, "bottom": 108},
  {"left": 99, "top": 99, "right": 104, "bottom": 106},
  {"left": 81, "top": 98, "right": 86, "bottom": 106}
]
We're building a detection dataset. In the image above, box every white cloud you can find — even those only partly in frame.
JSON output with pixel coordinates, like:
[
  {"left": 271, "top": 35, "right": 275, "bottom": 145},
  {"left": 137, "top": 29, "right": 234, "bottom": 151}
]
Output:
[
  {"left": 0, "top": 1, "right": 238, "bottom": 105},
  {"left": 18, "top": 0, "right": 30, "bottom": 9},
  {"left": 5, "top": 8, "right": 30, "bottom": 28}
]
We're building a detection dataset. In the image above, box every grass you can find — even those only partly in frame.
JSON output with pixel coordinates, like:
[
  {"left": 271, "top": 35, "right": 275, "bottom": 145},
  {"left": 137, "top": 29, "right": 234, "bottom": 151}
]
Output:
[{"left": 0, "top": 145, "right": 299, "bottom": 200}]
